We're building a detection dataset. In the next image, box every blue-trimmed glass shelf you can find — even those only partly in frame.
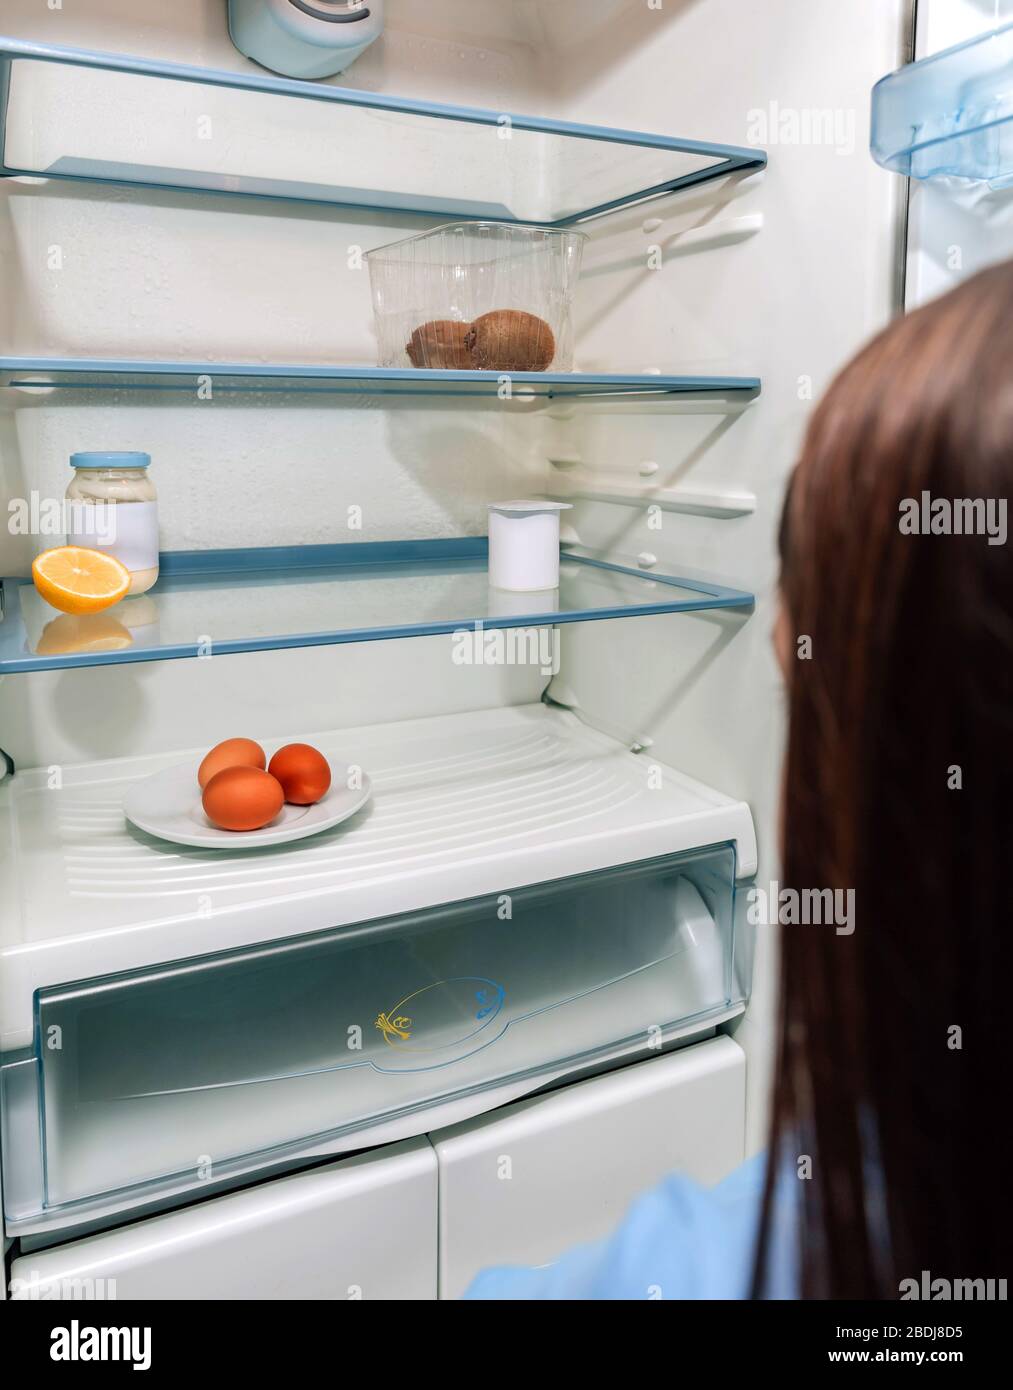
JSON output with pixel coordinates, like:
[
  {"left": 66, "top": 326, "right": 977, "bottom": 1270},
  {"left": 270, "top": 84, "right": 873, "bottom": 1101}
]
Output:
[
  {"left": 0, "top": 36, "right": 766, "bottom": 225},
  {"left": 872, "top": 20, "right": 1013, "bottom": 185},
  {"left": 0, "top": 540, "right": 753, "bottom": 674},
  {"left": 0, "top": 357, "right": 761, "bottom": 403}
]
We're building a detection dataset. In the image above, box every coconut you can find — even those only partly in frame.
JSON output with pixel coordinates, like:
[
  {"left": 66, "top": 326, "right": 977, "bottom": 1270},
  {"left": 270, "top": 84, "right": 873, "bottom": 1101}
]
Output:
[
  {"left": 465, "top": 310, "right": 556, "bottom": 372},
  {"left": 405, "top": 319, "right": 474, "bottom": 369}
]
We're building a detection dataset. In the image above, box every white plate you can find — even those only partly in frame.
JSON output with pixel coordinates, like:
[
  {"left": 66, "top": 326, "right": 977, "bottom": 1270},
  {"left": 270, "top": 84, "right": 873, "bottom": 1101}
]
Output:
[{"left": 123, "top": 759, "right": 372, "bottom": 849}]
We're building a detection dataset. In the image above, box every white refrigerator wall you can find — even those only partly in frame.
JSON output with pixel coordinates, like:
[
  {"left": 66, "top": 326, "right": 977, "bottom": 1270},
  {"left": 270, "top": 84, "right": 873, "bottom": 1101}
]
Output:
[
  {"left": 0, "top": 0, "right": 907, "bottom": 1154},
  {"left": 534, "top": 0, "right": 908, "bottom": 1147},
  {"left": 906, "top": 0, "right": 1013, "bottom": 307},
  {"left": 0, "top": 0, "right": 566, "bottom": 763}
]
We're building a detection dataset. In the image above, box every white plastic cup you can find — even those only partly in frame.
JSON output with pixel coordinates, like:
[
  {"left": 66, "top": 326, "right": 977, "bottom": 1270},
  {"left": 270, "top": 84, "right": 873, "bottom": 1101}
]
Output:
[{"left": 488, "top": 501, "right": 572, "bottom": 592}]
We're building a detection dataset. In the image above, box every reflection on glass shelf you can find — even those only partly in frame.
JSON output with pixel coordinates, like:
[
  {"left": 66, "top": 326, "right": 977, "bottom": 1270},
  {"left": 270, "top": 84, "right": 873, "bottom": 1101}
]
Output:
[
  {"left": 0, "top": 540, "right": 753, "bottom": 673},
  {"left": 0, "top": 357, "right": 762, "bottom": 402},
  {"left": 872, "top": 20, "right": 1013, "bottom": 185},
  {"left": 0, "top": 36, "right": 766, "bottom": 224}
]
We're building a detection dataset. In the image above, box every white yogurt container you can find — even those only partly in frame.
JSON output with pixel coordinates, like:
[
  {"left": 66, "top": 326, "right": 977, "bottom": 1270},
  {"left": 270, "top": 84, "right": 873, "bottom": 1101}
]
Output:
[{"left": 487, "top": 500, "right": 572, "bottom": 592}]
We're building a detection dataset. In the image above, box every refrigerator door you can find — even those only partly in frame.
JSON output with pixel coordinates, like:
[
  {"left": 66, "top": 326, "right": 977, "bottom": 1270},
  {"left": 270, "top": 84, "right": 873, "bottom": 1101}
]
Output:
[{"left": 904, "top": 0, "right": 1013, "bottom": 308}]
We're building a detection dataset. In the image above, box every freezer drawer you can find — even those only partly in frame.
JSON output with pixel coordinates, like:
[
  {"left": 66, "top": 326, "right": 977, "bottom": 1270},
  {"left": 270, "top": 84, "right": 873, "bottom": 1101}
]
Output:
[
  {"left": 2, "top": 844, "right": 746, "bottom": 1225},
  {"left": 433, "top": 1036, "right": 745, "bottom": 1299},
  {"left": 8, "top": 1138, "right": 437, "bottom": 1301}
]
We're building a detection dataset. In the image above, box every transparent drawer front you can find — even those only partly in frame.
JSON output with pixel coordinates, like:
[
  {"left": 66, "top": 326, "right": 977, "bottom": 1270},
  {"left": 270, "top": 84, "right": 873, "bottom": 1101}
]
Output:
[{"left": 27, "top": 847, "right": 741, "bottom": 1211}]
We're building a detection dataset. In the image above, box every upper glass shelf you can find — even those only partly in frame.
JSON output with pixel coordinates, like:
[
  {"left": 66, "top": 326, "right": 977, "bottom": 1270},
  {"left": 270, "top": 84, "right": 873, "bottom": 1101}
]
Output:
[
  {"left": 0, "top": 357, "right": 761, "bottom": 403},
  {"left": 0, "top": 36, "right": 765, "bottom": 225},
  {"left": 872, "top": 20, "right": 1013, "bottom": 185},
  {"left": 0, "top": 540, "right": 753, "bottom": 674}
]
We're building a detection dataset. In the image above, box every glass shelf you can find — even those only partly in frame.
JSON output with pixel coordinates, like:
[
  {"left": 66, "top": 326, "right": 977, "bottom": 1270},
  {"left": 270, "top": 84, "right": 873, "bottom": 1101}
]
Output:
[
  {"left": 872, "top": 20, "right": 1013, "bottom": 185},
  {"left": 0, "top": 36, "right": 765, "bottom": 225},
  {"left": 0, "top": 357, "right": 761, "bottom": 403},
  {"left": 0, "top": 540, "right": 753, "bottom": 674}
]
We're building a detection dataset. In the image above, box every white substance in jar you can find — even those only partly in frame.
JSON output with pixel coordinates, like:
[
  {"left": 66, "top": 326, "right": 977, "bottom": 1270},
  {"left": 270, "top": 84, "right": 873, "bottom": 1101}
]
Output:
[{"left": 65, "top": 452, "right": 159, "bottom": 595}]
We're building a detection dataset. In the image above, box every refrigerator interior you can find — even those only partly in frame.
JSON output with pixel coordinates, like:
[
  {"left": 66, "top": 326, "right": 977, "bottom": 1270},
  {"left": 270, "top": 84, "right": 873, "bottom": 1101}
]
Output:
[{"left": 0, "top": 0, "right": 910, "bottom": 1258}]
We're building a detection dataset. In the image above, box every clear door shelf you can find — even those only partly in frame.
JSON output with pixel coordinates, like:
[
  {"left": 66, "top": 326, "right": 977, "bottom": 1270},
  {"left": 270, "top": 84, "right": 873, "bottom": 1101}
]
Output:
[
  {"left": 872, "top": 20, "right": 1013, "bottom": 185},
  {"left": 0, "top": 36, "right": 766, "bottom": 225},
  {"left": 0, "top": 357, "right": 761, "bottom": 402},
  {"left": 0, "top": 539, "right": 754, "bottom": 675}
]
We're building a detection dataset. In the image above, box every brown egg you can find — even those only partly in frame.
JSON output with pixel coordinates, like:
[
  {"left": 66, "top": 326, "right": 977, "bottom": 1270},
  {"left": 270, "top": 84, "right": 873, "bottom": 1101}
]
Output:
[
  {"left": 197, "top": 737, "right": 266, "bottom": 790},
  {"left": 202, "top": 766, "right": 284, "bottom": 832},
  {"left": 268, "top": 743, "right": 332, "bottom": 805},
  {"left": 465, "top": 310, "right": 556, "bottom": 372},
  {"left": 406, "top": 319, "right": 474, "bottom": 369}
]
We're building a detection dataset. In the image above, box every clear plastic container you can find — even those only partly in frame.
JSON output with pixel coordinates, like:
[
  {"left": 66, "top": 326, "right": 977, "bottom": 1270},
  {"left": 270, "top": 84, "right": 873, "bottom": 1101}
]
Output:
[
  {"left": 1, "top": 845, "right": 742, "bottom": 1216},
  {"left": 65, "top": 451, "right": 159, "bottom": 595},
  {"left": 366, "top": 221, "right": 587, "bottom": 372}
]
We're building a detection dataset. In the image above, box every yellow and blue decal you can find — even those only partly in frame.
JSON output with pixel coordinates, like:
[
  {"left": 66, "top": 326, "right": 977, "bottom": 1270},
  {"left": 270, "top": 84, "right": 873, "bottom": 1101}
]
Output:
[{"left": 375, "top": 976, "right": 506, "bottom": 1057}]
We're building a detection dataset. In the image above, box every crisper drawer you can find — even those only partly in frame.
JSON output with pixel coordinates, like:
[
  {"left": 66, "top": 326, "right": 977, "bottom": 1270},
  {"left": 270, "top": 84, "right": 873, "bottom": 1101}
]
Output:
[
  {"left": 3, "top": 844, "right": 745, "bottom": 1222},
  {"left": 9, "top": 1138, "right": 438, "bottom": 1301},
  {"left": 434, "top": 1036, "right": 745, "bottom": 1298}
]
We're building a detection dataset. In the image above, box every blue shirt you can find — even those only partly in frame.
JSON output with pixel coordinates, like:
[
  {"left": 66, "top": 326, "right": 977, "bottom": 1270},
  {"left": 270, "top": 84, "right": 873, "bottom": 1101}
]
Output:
[{"left": 465, "top": 1152, "right": 798, "bottom": 1300}]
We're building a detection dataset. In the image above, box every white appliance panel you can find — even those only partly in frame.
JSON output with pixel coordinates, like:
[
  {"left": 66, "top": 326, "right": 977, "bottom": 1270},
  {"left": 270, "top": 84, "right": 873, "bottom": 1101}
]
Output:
[
  {"left": 8, "top": 1137, "right": 437, "bottom": 1301},
  {"left": 433, "top": 1035, "right": 745, "bottom": 1299}
]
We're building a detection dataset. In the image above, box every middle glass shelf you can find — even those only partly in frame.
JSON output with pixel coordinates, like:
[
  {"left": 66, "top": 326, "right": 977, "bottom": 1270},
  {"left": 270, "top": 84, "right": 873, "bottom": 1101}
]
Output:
[
  {"left": 0, "top": 540, "right": 754, "bottom": 674},
  {"left": 0, "top": 357, "right": 761, "bottom": 403}
]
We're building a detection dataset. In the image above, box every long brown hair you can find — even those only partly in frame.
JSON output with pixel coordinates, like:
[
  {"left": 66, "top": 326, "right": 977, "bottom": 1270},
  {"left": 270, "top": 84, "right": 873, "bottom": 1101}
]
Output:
[{"left": 755, "top": 260, "right": 1013, "bottom": 1298}]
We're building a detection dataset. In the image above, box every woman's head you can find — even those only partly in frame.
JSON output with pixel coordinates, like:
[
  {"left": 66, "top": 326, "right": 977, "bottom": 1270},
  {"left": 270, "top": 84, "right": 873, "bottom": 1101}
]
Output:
[{"left": 761, "top": 260, "right": 1012, "bottom": 1297}]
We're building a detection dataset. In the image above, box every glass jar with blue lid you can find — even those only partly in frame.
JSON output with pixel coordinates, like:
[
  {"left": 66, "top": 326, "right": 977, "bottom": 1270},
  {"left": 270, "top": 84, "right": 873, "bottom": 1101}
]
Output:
[{"left": 65, "top": 452, "right": 159, "bottom": 595}]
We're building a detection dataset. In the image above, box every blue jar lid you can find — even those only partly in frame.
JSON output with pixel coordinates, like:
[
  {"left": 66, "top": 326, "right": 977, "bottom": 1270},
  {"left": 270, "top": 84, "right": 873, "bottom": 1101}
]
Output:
[{"left": 70, "top": 451, "right": 151, "bottom": 469}]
